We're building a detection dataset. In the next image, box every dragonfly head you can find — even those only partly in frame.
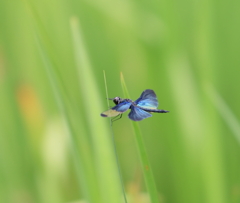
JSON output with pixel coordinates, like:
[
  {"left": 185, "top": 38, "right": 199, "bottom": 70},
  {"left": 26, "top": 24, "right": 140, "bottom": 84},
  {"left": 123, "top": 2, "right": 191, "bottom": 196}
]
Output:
[{"left": 109, "top": 97, "right": 122, "bottom": 105}]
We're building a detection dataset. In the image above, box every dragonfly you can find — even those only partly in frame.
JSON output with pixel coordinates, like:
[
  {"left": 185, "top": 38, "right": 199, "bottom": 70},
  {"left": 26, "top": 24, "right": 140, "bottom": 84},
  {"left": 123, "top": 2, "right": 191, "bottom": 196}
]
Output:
[{"left": 101, "top": 89, "right": 169, "bottom": 121}]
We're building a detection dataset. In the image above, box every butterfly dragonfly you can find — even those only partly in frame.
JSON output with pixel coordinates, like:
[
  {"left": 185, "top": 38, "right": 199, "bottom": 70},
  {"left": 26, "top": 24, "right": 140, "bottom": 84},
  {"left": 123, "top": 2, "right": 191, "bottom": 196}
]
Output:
[{"left": 101, "top": 89, "right": 169, "bottom": 121}]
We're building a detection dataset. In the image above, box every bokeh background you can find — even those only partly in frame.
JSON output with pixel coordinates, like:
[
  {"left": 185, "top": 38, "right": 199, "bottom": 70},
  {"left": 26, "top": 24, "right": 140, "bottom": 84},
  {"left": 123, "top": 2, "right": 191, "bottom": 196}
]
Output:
[{"left": 1, "top": 0, "right": 240, "bottom": 203}]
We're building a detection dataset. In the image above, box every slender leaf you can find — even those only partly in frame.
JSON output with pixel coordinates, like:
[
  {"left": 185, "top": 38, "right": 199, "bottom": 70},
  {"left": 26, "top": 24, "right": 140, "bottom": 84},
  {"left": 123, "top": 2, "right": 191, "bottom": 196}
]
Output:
[{"left": 120, "top": 72, "right": 160, "bottom": 203}]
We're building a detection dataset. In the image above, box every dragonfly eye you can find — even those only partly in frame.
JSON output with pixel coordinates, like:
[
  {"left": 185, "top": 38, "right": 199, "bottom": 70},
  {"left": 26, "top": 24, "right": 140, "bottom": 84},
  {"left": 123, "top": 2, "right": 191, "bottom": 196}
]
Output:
[{"left": 113, "top": 97, "right": 121, "bottom": 105}]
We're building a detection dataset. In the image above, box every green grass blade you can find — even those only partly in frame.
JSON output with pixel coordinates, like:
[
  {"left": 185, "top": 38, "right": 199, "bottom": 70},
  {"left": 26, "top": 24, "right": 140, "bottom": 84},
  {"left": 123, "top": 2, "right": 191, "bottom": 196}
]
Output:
[
  {"left": 103, "top": 70, "right": 110, "bottom": 109},
  {"left": 103, "top": 70, "right": 128, "bottom": 203},
  {"left": 207, "top": 84, "right": 240, "bottom": 144},
  {"left": 28, "top": 1, "right": 107, "bottom": 200},
  {"left": 70, "top": 17, "right": 123, "bottom": 203},
  {"left": 35, "top": 32, "right": 100, "bottom": 202},
  {"left": 120, "top": 72, "right": 160, "bottom": 203},
  {"left": 0, "top": 79, "right": 40, "bottom": 203}
]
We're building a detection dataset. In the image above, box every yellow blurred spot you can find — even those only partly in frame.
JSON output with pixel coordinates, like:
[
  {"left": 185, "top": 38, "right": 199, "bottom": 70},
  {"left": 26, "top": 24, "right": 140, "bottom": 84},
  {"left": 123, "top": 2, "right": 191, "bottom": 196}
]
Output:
[
  {"left": 16, "top": 84, "right": 44, "bottom": 132},
  {"left": 42, "top": 118, "right": 68, "bottom": 176},
  {"left": 127, "top": 181, "right": 152, "bottom": 203}
]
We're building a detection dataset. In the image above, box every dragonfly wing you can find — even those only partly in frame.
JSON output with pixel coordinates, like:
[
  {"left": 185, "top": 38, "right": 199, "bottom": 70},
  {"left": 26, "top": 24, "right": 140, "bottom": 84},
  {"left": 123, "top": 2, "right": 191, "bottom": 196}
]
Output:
[
  {"left": 101, "top": 109, "right": 121, "bottom": 117},
  {"left": 112, "top": 101, "right": 131, "bottom": 112},
  {"left": 135, "top": 89, "right": 158, "bottom": 109},
  {"left": 128, "top": 105, "right": 152, "bottom": 121},
  {"left": 101, "top": 101, "right": 131, "bottom": 117}
]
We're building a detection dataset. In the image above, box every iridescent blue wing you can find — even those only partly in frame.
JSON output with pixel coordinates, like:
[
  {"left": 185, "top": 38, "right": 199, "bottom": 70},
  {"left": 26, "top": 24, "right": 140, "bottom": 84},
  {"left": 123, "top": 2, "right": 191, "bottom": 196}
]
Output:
[
  {"left": 135, "top": 89, "right": 158, "bottom": 109},
  {"left": 101, "top": 101, "right": 131, "bottom": 117},
  {"left": 112, "top": 101, "right": 131, "bottom": 112},
  {"left": 128, "top": 105, "right": 152, "bottom": 121}
]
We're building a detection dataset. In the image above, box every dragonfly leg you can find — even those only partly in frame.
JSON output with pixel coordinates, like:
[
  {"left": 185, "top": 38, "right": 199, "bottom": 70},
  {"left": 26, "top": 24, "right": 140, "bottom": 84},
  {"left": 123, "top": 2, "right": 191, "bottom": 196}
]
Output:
[{"left": 111, "top": 114, "right": 123, "bottom": 124}]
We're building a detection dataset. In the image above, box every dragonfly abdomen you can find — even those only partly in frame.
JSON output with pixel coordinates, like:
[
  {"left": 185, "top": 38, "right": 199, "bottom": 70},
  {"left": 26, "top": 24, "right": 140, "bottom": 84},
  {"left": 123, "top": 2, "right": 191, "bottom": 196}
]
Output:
[{"left": 138, "top": 107, "right": 169, "bottom": 113}]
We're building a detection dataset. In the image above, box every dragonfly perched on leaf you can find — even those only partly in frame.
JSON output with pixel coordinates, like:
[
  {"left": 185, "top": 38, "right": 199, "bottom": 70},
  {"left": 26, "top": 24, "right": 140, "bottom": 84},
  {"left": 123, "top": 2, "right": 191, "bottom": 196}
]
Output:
[{"left": 101, "top": 89, "right": 169, "bottom": 121}]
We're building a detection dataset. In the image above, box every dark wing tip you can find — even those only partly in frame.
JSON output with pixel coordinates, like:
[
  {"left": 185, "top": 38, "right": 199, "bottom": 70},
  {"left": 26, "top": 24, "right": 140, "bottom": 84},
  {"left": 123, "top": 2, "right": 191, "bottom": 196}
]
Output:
[
  {"left": 128, "top": 114, "right": 152, "bottom": 121},
  {"left": 144, "top": 89, "right": 156, "bottom": 93},
  {"left": 128, "top": 114, "right": 140, "bottom": 121},
  {"left": 129, "top": 117, "right": 144, "bottom": 121},
  {"left": 145, "top": 89, "right": 154, "bottom": 91},
  {"left": 100, "top": 113, "right": 108, "bottom": 117}
]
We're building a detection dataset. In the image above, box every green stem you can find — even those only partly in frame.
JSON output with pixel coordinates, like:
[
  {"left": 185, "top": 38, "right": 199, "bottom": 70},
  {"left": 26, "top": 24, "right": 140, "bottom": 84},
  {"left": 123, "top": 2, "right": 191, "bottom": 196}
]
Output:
[{"left": 120, "top": 72, "right": 160, "bottom": 203}]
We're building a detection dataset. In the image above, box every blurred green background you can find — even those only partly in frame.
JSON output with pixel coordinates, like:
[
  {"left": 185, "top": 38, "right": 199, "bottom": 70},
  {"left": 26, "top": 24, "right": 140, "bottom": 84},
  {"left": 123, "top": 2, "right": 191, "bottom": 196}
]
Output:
[{"left": 1, "top": 0, "right": 240, "bottom": 203}]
